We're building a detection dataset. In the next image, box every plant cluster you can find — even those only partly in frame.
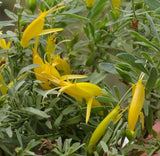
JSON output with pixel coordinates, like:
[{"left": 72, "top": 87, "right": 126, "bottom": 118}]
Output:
[{"left": 0, "top": 0, "right": 160, "bottom": 155}]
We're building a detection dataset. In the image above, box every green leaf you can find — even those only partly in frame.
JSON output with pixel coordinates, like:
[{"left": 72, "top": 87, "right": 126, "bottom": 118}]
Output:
[
  {"left": 145, "top": 107, "right": 153, "bottom": 134},
  {"left": 62, "top": 13, "right": 88, "bottom": 21},
  {"left": 141, "top": 52, "right": 153, "bottom": 64},
  {"left": 113, "top": 86, "right": 120, "bottom": 100},
  {"left": 145, "top": 67, "right": 158, "bottom": 94},
  {"left": 115, "top": 62, "right": 132, "bottom": 72},
  {"left": 18, "top": 64, "right": 40, "bottom": 77},
  {"left": 4, "top": 9, "right": 18, "bottom": 21},
  {"left": 105, "top": 17, "right": 132, "bottom": 27},
  {"left": 57, "top": 137, "right": 62, "bottom": 152},
  {"left": 99, "top": 63, "right": 117, "bottom": 74},
  {"left": 25, "top": 139, "right": 41, "bottom": 151},
  {"left": 155, "top": 78, "right": 160, "bottom": 88},
  {"left": 65, "top": 115, "right": 82, "bottom": 125},
  {"left": 115, "top": 67, "right": 132, "bottom": 82},
  {"left": 15, "top": 80, "right": 25, "bottom": 91},
  {"left": 0, "top": 20, "right": 15, "bottom": 29},
  {"left": 45, "top": 120, "right": 53, "bottom": 129},
  {"left": 97, "top": 96, "right": 117, "bottom": 106},
  {"left": 22, "top": 107, "right": 50, "bottom": 118},
  {"left": 129, "top": 30, "right": 159, "bottom": 51},
  {"left": 89, "top": 72, "right": 107, "bottom": 84},
  {"left": 100, "top": 141, "right": 108, "bottom": 153},
  {"left": 144, "top": 0, "right": 160, "bottom": 9},
  {"left": 108, "top": 119, "right": 125, "bottom": 144},
  {"left": 33, "top": 87, "right": 58, "bottom": 96},
  {"left": 83, "top": 26, "right": 90, "bottom": 39},
  {"left": 6, "top": 126, "right": 13, "bottom": 138},
  {"left": 86, "top": 52, "right": 96, "bottom": 66},
  {"left": 0, "top": 144, "right": 13, "bottom": 156},
  {"left": 16, "top": 129, "right": 23, "bottom": 148},
  {"left": 89, "top": 0, "right": 108, "bottom": 20},
  {"left": 89, "top": 22, "right": 95, "bottom": 38},
  {"left": 117, "top": 53, "right": 148, "bottom": 74},
  {"left": 69, "top": 143, "right": 85, "bottom": 154},
  {"left": 62, "top": 105, "right": 76, "bottom": 115},
  {"left": 146, "top": 13, "right": 160, "bottom": 42},
  {"left": 54, "top": 114, "right": 63, "bottom": 128},
  {"left": 143, "top": 101, "right": 149, "bottom": 116},
  {"left": 63, "top": 138, "right": 72, "bottom": 153}
]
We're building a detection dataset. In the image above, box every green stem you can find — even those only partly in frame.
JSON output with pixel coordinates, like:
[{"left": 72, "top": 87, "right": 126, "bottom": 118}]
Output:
[
  {"left": 117, "top": 86, "right": 132, "bottom": 106},
  {"left": 132, "top": 0, "right": 136, "bottom": 19}
]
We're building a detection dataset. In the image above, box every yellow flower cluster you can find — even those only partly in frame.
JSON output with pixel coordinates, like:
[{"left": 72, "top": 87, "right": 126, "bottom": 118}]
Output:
[
  {"left": 20, "top": 4, "right": 104, "bottom": 124},
  {"left": 88, "top": 77, "right": 145, "bottom": 153},
  {"left": 0, "top": 2, "right": 147, "bottom": 154},
  {"left": 19, "top": 5, "right": 146, "bottom": 151}
]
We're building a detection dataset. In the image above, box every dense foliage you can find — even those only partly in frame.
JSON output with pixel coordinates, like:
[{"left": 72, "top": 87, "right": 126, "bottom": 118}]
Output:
[{"left": 0, "top": 0, "right": 160, "bottom": 155}]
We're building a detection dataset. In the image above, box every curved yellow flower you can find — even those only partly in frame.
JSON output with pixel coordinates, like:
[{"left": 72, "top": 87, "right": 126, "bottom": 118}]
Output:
[
  {"left": 112, "top": 0, "right": 121, "bottom": 14},
  {"left": 0, "top": 72, "right": 8, "bottom": 95},
  {"left": 52, "top": 55, "right": 72, "bottom": 75},
  {"left": 88, "top": 105, "right": 122, "bottom": 153},
  {"left": 128, "top": 79, "right": 145, "bottom": 133},
  {"left": 84, "top": 0, "right": 95, "bottom": 8},
  {"left": 20, "top": 2, "right": 65, "bottom": 47},
  {"left": 33, "top": 46, "right": 61, "bottom": 89},
  {"left": 45, "top": 35, "right": 71, "bottom": 75},
  {"left": 33, "top": 37, "right": 86, "bottom": 89},
  {"left": 46, "top": 34, "right": 56, "bottom": 62},
  {"left": 0, "top": 32, "right": 11, "bottom": 50},
  {"left": 59, "top": 81, "right": 104, "bottom": 123}
]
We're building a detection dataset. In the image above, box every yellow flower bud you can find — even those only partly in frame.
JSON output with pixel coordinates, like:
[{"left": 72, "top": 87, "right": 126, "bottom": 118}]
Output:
[
  {"left": 84, "top": 0, "right": 95, "bottom": 8},
  {"left": 88, "top": 105, "right": 122, "bottom": 153},
  {"left": 128, "top": 79, "right": 145, "bottom": 132},
  {"left": 112, "top": 0, "right": 121, "bottom": 14},
  {"left": 0, "top": 32, "right": 11, "bottom": 50},
  {"left": 46, "top": 34, "right": 56, "bottom": 62}
]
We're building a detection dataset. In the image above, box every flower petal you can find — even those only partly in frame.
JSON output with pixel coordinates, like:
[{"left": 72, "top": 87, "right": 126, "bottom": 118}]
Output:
[
  {"left": 128, "top": 79, "right": 145, "bottom": 131},
  {"left": 86, "top": 97, "right": 93, "bottom": 124}
]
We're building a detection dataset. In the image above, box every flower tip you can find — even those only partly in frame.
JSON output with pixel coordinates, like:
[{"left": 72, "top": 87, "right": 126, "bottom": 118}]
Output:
[{"left": 85, "top": 117, "right": 89, "bottom": 124}]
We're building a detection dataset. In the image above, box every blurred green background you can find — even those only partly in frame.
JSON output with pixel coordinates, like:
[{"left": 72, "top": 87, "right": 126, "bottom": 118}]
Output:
[{"left": 0, "top": 0, "right": 16, "bottom": 21}]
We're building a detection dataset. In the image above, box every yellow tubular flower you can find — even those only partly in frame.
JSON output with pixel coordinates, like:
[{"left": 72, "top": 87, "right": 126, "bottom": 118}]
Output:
[
  {"left": 46, "top": 34, "right": 56, "bottom": 62},
  {"left": 45, "top": 35, "right": 71, "bottom": 74},
  {"left": 84, "top": 0, "right": 95, "bottom": 8},
  {"left": 21, "top": 12, "right": 48, "bottom": 47},
  {"left": 0, "top": 73, "right": 8, "bottom": 95},
  {"left": 88, "top": 105, "right": 122, "bottom": 153},
  {"left": 0, "top": 32, "right": 11, "bottom": 50},
  {"left": 128, "top": 79, "right": 145, "bottom": 132},
  {"left": 112, "top": 0, "right": 121, "bottom": 14},
  {"left": 33, "top": 37, "right": 87, "bottom": 89},
  {"left": 20, "top": 2, "right": 65, "bottom": 47},
  {"left": 58, "top": 82, "right": 104, "bottom": 123},
  {"left": 52, "top": 55, "right": 72, "bottom": 75},
  {"left": 33, "top": 38, "right": 61, "bottom": 89}
]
